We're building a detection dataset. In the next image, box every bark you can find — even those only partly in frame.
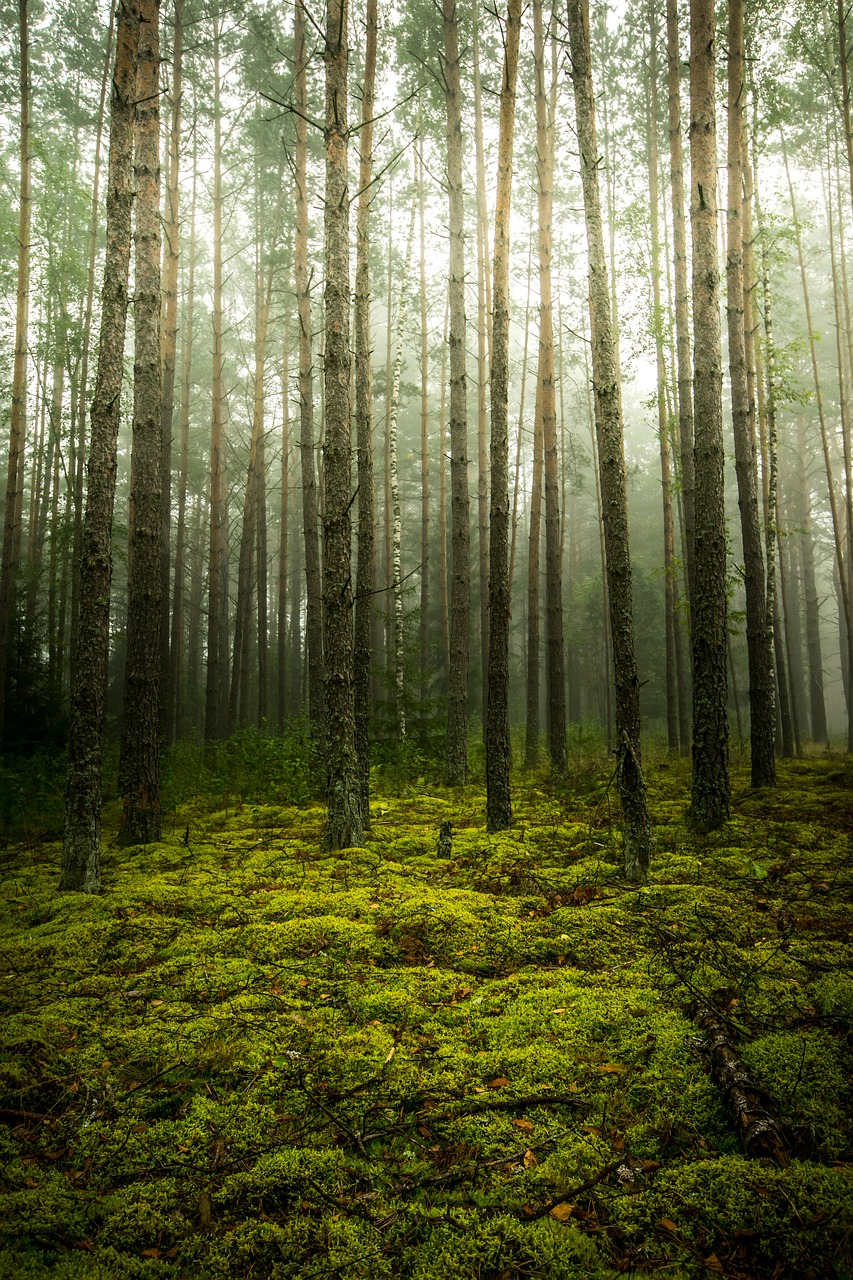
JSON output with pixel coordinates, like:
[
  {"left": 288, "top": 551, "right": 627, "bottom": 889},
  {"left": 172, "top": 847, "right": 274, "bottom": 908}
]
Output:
[
  {"left": 295, "top": 0, "right": 324, "bottom": 738},
  {"left": 278, "top": 332, "right": 291, "bottom": 731},
  {"left": 61, "top": 0, "right": 138, "bottom": 891},
  {"left": 418, "top": 142, "right": 430, "bottom": 707},
  {"left": 569, "top": 0, "right": 651, "bottom": 878},
  {"left": 688, "top": 0, "right": 730, "bottom": 828},
  {"left": 666, "top": 0, "right": 695, "bottom": 611},
  {"left": 474, "top": 8, "right": 490, "bottom": 731},
  {"left": 119, "top": 0, "right": 162, "bottom": 845},
  {"left": 443, "top": 0, "right": 470, "bottom": 786},
  {"left": 0, "top": 0, "right": 31, "bottom": 747},
  {"left": 649, "top": 2, "right": 680, "bottom": 756},
  {"left": 695, "top": 1005, "right": 791, "bottom": 1166},
  {"left": 322, "top": 0, "right": 362, "bottom": 851},
  {"left": 170, "top": 132, "right": 196, "bottom": 742},
  {"left": 354, "top": 0, "right": 377, "bottom": 826},
  {"left": 438, "top": 293, "right": 450, "bottom": 683},
  {"left": 525, "top": 375, "right": 543, "bottom": 769},
  {"left": 159, "top": 0, "right": 182, "bottom": 742},
  {"left": 535, "top": 0, "right": 566, "bottom": 773},
  {"left": 726, "top": 0, "right": 775, "bottom": 787},
  {"left": 70, "top": 11, "right": 115, "bottom": 690},
  {"left": 509, "top": 223, "right": 534, "bottom": 597},
  {"left": 387, "top": 206, "right": 417, "bottom": 743},
  {"left": 204, "top": 19, "right": 225, "bottom": 744},
  {"left": 485, "top": 0, "right": 521, "bottom": 834},
  {"left": 796, "top": 418, "right": 828, "bottom": 745}
]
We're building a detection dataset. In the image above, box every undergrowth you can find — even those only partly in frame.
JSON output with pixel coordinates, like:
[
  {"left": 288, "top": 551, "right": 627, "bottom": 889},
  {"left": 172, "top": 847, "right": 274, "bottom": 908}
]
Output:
[{"left": 0, "top": 754, "right": 851, "bottom": 1278}]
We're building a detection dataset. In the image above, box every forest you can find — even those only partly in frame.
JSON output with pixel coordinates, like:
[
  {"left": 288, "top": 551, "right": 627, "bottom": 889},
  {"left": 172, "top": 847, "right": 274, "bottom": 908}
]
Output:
[{"left": 0, "top": 0, "right": 852, "bottom": 1273}]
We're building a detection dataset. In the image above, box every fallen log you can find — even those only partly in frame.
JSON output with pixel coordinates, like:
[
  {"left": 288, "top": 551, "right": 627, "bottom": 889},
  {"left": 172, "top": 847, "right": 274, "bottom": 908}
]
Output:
[{"left": 695, "top": 1003, "right": 791, "bottom": 1166}]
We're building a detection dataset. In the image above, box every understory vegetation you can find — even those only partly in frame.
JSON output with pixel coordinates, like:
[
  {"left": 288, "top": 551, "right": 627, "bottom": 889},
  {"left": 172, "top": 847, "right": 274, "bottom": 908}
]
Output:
[{"left": 0, "top": 747, "right": 851, "bottom": 1278}]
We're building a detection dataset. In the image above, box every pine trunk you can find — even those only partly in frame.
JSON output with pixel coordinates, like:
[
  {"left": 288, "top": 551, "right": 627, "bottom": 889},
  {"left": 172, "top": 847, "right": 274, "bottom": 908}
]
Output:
[
  {"left": 485, "top": 0, "right": 521, "bottom": 834},
  {"left": 689, "top": 0, "right": 730, "bottom": 828},
  {"left": 323, "top": 0, "right": 362, "bottom": 851},
  {"left": 61, "top": 0, "right": 138, "bottom": 891},
  {"left": 354, "top": 0, "right": 377, "bottom": 824},
  {"left": 119, "top": 0, "right": 162, "bottom": 844},
  {"left": 443, "top": 0, "right": 470, "bottom": 786}
]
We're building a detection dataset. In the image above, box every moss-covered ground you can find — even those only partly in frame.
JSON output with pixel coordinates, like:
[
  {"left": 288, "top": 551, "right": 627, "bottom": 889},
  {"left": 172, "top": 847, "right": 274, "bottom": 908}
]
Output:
[{"left": 1, "top": 753, "right": 851, "bottom": 1278}]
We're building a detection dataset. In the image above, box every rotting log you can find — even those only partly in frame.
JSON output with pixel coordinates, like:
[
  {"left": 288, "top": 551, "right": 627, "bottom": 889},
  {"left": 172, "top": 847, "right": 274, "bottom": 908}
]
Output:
[{"left": 695, "top": 1004, "right": 791, "bottom": 1165}]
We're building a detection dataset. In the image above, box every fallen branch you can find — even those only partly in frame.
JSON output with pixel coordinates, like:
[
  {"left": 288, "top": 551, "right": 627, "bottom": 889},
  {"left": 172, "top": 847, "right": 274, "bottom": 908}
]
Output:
[{"left": 694, "top": 1003, "right": 791, "bottom": 1166}]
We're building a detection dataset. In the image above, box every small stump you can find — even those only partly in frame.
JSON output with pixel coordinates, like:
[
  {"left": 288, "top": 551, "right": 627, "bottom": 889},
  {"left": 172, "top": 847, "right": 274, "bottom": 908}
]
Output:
[{"left": 437, "top": 820, "right": 453, "bottom": 859}]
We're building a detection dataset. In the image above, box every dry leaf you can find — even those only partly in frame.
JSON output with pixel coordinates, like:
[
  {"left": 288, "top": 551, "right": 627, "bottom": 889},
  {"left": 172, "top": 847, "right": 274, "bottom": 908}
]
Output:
[
  {"left": 512, "top": 1118, "right": 534, "bottom": 1133},
  {"left": 597, "top": 1063, "right": 625, "bottom": 1073},
  {"left": 660, "top": 1218, "right": 679, "bottom": 1233},
  {"left": 487, "top": 1076, "right": 510, "bottom": 1089},
  {"left": 549, "top": 1203, "right": 575, "bottom": 1221},
  {"left": 523, "top": 1149, "right": 538, "bottom": 1168},
  {"left": 150, "top": 999, "right": 164, "bottom": 1007}
]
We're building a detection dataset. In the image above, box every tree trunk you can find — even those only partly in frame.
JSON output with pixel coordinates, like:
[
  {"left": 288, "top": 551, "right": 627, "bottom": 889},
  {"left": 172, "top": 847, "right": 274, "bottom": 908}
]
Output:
[
  {"left": 534, "top": 0, "right": 566, "bottom": 773},
  {"left": 159, "top": 0, "right": 182, "bottom": 742},
  {"left": 443, "top": 0, "right": 470, "bottom": 786},
  {"left": 278, "top": 330, "right": 291, "bottom": 731},
  {"left": 568, "top": 0, "right": 652, "bottom": 879},
  {"left": 295, "top": 0, "right": 324, "bottom": 737},
  {"left": 689, "top": 0, "right": 730, "bottom": 828},
  {"left": 438, "top": 292, "right": 450, "bottom": 684},
  {"left": 485, "top": 0, "right": 521, "bottom": 834},
  {"left": 666, "top": 0, "right": 695, "bottom": 611},
  {"left": 323, "top": 0, "right": 362, "bottom": 851},
  {"left": 474, "top": 6, "right": 491, "bottom": 730},
  {"left": 61, "top": 0, "right": 138, "bottom": 891},
  {"left": 796, "top": 417, "right": 828, "bottom": 745},
  {"left": 204, "top": 18, "right": 225, "bottom": 745},
  {"left": 649, "top": 2, "right": 680, "bottom": 756},
  {"left": 0, "top": 0, "right": 31, "bottom": 748},
  {"left": 119, "top": 0, "right": 162, "bottom": 845},
  {"left": 525, "top": 376, "right": 543, "bottom": 769},
  {"left": 170, "top": 131, "right": 196, "bottom": 742},
  {"left": 354, "top": 0, "right": 377, "bottom": 824},
  {"left": 418, "top": 142, "right": 430, "bottom": 709},
  {"left": 726, "top": 0, "right": 775, "bottom": 787}
]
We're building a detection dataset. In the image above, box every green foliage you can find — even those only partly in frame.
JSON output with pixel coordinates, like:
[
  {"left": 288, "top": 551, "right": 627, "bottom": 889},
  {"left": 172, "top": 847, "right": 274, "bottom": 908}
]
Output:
[{"left": 0, "top": 758, "right": 851, "bottom": 1278}]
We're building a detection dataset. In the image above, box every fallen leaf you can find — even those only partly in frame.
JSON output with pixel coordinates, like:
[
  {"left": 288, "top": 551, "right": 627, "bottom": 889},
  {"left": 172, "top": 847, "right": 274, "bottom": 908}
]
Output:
[
  {"left": 597, "top": 1063, "right": 625, "bottom": 1073},
  {"left": 703, "top": 1256, "right": 724, "bottom": 1273},
  {"left": 487, "top": 1076, "right": 510, "bottom": 1089},
  {"left": 660, "top": 1218, "right": 679, "bottom": 1233},
  {"left": 512, "top": 1118, "right": 534, "bottom": 1133},
  {"left": 523, "top": 1148, "right": 538, "bottom": 1168},
  {"left": 150, "top": 999, "right": 164, "bottom": 1007},
  {"left": 550, "top": 1203, "right": 574, "bottom": 1221},
  {"left": 140, "top": 1247, "right": 160, "bottom": 1259}
]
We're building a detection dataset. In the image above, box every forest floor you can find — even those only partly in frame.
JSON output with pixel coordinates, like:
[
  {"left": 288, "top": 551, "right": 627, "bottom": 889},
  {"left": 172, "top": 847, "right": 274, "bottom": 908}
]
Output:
[{"left": 0, "top": 751, "right": 851, "bottom": 1279}]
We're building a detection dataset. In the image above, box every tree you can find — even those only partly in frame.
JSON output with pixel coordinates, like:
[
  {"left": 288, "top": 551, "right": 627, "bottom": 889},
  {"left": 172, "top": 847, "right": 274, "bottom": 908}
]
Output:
[
  {"left": 726, "top": 0, "right": 775, "bottom": 787},
  {"left": 354, "top": 0, "right": 378, "bottom": 827},
  {"left": 0, "top": 0, "right": 31, "bottom": 748},
  {"left": 442, "top": 0, "right": 470, "bottom": 786},
  {"left": 60, "top": 0, "right": 139, "bottom": 892},
  {"left": 567, "top": 0, "right": 652, "bottom": 880},
  {"left": 533, "top": 0, "right": 566, "bottom": 773},
  {"left": 323, "top": 0, "right": 362, "bottom": 851},
  {"left": 689, "top": 0, "right": 730, "bottom": 828},
  {"left": 295, "top": 0, "right": 324, "bottom": 737},
  {"left": 485, "top": 0, "right": 522, "bottom": 834},
  {"left": 118, "top": 0, "right": 162, "bottom": 845}
]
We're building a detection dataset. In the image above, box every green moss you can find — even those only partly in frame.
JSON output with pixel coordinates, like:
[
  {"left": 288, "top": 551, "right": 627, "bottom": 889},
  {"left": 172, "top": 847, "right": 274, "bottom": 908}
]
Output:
[{"left": 0, "top": 757, "right": 850, "bottom": 1277}]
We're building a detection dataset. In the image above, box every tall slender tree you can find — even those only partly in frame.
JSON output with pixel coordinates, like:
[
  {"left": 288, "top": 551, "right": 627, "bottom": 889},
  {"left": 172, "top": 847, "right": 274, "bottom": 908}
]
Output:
[
  {"left": 61, "top": 0, "right": 139, "bottom": 892},
  {"left": 0, "top": 0, "right": 31, "bottom": 747},
  {"left": 688, "top": 0, "right": 730, "bottom": 827},
  {"left": 726, "top": 0, "right": 775, "bottom": 787},
  {"left": 486, "top": 0, "right": 522, "bottom": 833},
  {"left": 443, "top": 0, "right": 470, "bottom": 785},
  {"left": 295, "top": 0, "right": 324, "bottom": 736},
  {"left": 119, "top": 0, "right": 163, "bottom": 844},
  {"left": 323, "top": 0, "right": 362, "bottom": 850},
  {"left": 568, "top": 0, "right": 652, "bottom": 880},
  {"left": 354, "top": 0, "right": 378, "bottom": 826}
]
